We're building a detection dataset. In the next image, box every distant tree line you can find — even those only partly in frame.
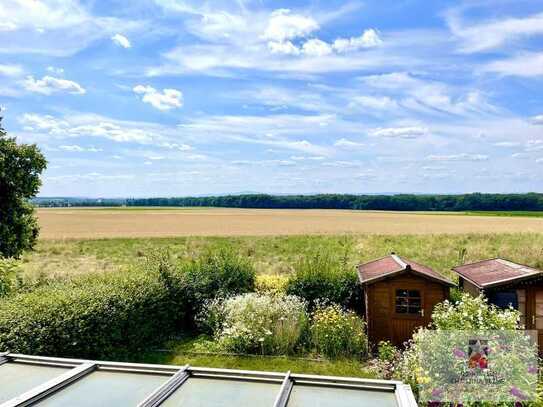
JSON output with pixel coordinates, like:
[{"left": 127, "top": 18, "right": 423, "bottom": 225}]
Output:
[
  {"left": 33, "top": 193, "right": 543, "bottom": 211},
  {"left": 121, "top": 193, "right": 543, "bottom": 211}
]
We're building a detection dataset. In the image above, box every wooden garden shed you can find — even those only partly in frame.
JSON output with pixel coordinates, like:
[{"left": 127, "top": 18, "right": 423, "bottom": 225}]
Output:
[
  {"left": 453, "top": 258, "right": 543, "bottom": 349},
  {"left": 358, "top": 254, "right": 454, "bottom": 347}
]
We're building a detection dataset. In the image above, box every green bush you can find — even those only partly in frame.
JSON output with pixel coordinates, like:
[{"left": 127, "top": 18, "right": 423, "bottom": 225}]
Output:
[
  {"left": 0, "top": 259, "right": 20, "bottom": 297},
  {"left": 431, "top": 293, "right": 520, "bottom": 330},
  {"left": 199, "top": 293, "right": 308, "bottom": 355},
  {"left": 285, "top": 251, "right": 360, "bottom": 309},
  {"left": 182, "top": 249, "right": 256, "bottom": 316},
  {"left": 310, "top": 304, "right": 367, "bottom": 358},
  {"left": 0, "top": 271, "right": 186, "bottom": 359},
  {"left": 0, "top": 248, "right": 256, "bottom": 359}
]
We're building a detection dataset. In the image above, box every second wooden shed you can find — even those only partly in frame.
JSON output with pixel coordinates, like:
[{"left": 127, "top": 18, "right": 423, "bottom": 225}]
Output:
[{"left": 358, "top": 254, "right": 455, "bottom": 347}]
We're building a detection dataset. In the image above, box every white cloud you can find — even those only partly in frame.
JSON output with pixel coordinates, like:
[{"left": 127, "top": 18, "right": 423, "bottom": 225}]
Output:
[
  {"left": 484, "top": 53, "right": 543, "bottom": 77},
  {"left": 536, "top": 158, "right": 543, "bottom": 164},
  {"left": 160, "top": 142, "right": 193, "bottom": 151},
  {"left": 531, "top": 115, "right": 543, "bottom": 125},
  {"left": 59, "top": 145, "right": 102, "bottom": 152},
  {"left": 447, "top": 11, "right": 543, "bottom": 53},
  {"left": 332, "top": 29, "right": 382, "bottom": 52},
  {"left": 349, "top": 95, "right": 397, "bottom": 110},
  {"left": 22, "top": 75, "right": 85, "bottom": 95},
  {"left": 427, "top": 153, "right": 488, "bottom": 162},
  {"left": 0, "top": 64, "right": 23, "bottom": 77},
  {"left": 0, "top": 21, "right": 17, "bottom": 31},
  {"left": 111, "top": 33, "right": 131, "bottom": 48},
  {"left": 133, "top": 85, "right": 183, "bottom": 111},
  {"left": 268, "top": 41, "right": 300, "bottom": 55},
  {"left": 302, "top": 38, "right": 332, "bottom": 57},
  {"left": 370, "top": 126, "right": 428, "bottom": 139},
  {"left": 46, "top": 66, "right": 64, "bottom": 75},
  {"left": 0, "top": 0, "right": 141, "bottom": 56},
  {"left": 263, "top": 9, "right": 319, "bottom": 42},
  {"left": 334, "top": 138, "right": 365, "bottom": 149}
]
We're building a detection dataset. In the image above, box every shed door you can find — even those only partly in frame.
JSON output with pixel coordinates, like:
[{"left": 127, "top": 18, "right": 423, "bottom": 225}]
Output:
[{"left": 390, "top": 282, "right": 426, "bottom": 346}]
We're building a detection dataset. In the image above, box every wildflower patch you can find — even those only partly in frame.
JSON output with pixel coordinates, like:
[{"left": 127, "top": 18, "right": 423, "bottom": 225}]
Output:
[{"left": 415, "top": 330, "right": 538, "bottom": 403}]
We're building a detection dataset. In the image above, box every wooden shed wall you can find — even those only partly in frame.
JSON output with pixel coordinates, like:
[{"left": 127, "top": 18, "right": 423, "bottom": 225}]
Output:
[{"left": 365, "top": 271, "right": 449, "bottom": 346}]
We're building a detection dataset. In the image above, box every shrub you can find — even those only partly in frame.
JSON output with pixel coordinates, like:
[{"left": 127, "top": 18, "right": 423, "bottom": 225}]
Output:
[
  {"left": 285, "top": 251, "right": 360, "bottom": 309},
  {"left": 200, "top": 293, "right": 308, "bottom": 355},
  {"left": 255, "top": 274, "right": 288, "bottom": 295},
  {"left": 431, "top": 293, "right": 520, "bottom": 330},
  {"left": 310, "top": 304, "right": 367, "bottom": 358},
  {"left": 0, "top": 271, "right": 187, "bottom": 359},
  {"left": 0, "top": 248, "right": 259, "bottom": 360},
  {"left": 394, "top": 294, "right": 533, "bottom": 404},
  {"left": 0, "top": 259, "right": 20, "bottom": 297},
  {"left": 182, "top": 248, "right": 255, "bottom": 317}
]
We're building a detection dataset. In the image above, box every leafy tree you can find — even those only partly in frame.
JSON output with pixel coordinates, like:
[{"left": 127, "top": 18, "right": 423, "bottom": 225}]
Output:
[{"left": 0, "top": 115, "right": 47, "bottom": 258}]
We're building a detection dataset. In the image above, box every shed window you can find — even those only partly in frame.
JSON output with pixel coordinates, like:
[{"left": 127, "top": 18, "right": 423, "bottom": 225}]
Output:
[{"left": 395, "top": 289, "right": 421, "bottom": 314}]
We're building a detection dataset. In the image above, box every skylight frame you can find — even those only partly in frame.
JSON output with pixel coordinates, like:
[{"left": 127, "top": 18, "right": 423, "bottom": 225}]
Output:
[{"left": 0, "top": 352, "right": 417, "bottom": 407}]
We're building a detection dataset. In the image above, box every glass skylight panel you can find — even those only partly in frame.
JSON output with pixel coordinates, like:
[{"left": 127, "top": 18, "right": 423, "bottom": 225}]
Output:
[
  {"left": 35, "top": 370, "right": 170, "bottom": 406},
  {"left": 160, "top": 377, "right": 282, "bottom": 406},
  {"left": 0, "top": 362, "right": 69, "bottom": 403},
  {"left": 286, "top": 385, "right": 399, "bottom": 407}
]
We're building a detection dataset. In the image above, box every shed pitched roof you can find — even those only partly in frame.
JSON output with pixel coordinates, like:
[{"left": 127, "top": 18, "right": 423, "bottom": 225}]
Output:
[
  {"left": 452, "top": 258, "right": 543, "bottom": 289},
  {"left": 357, "top": 254, "right": 455, "bottom": 286}
]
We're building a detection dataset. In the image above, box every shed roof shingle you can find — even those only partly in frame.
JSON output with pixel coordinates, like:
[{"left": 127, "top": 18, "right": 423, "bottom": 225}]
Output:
[
  {"left": 357, "top": 254, "right": 454, "bottom": 286},
  {"left": 452, "top": 258, "right": 542, "bottom": 288}
]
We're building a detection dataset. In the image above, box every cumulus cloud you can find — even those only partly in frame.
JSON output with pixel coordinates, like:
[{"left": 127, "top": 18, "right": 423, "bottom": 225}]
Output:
[
  {"left": 263, "top": 9, "right": 319, "bottom": 42},
  {"left": 370, "top": 126, "right": 428, "bottom": 139},
  {"left": 427, "top": 153, "right": 488, "bottom": 162},
  {"left": 133, "top": 85, "right": 183, "bottom": 111},
  {"left": 302, "top": 39, "right": 333, "bottom": 57},
  {"left": 22, "top": 75, "right": 85, "bottom": 95},
  {"left": 267, "top": 40, "right": 300, "bottom": 55},
  {"left": 332, "top": 29, "right": 382, "bottom": 52},
  {"left": 111, "top": 33, "right": 131, "bottom": 48}
]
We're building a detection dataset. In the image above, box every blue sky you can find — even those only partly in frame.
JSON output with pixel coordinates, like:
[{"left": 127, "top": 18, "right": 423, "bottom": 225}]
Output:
[{"left": 1, "top": 0, "right": 542, "bottom": 197}]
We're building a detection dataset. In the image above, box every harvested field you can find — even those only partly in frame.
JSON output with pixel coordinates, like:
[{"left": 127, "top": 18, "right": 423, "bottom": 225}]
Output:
[{"left": 37, "top": 207, "right": 543, "bottom": 239}]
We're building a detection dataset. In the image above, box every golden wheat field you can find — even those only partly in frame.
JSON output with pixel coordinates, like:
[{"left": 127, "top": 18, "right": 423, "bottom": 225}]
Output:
[{"left": 37, "top": 207, "right": 543, "bottom": 239}]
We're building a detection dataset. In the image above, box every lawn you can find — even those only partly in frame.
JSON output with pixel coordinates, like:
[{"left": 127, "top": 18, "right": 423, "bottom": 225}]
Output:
[{"left": 134, "top": 336, "right": 375, "bottom": 379}]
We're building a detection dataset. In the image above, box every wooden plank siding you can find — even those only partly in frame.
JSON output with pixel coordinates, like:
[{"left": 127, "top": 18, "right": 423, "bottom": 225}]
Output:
[{"left": 366, "top": 271, "right": 450, "bottom": 347}]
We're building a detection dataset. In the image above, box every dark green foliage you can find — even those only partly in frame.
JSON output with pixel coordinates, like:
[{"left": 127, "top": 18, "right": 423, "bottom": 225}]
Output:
[
  {"left": 123, "top": 193, "right": 543, "bottom": 211},
  {"left": 182, "top": 249, "right": 256, "bottom": 317},
  {"left": 0, "top": 115, "right": 47, "bottom": 258},
  {"left": 0, "top": 272, "right": 185, "bottom": 359},
  {"left": 34, "top": 193, "right": 543, "bottom": 212},
  {"left": 286, "top": 251, "right": 361, "bottom": 310},
  {"left": 0, "top": 248, "right": 254, "bottom": 359}
]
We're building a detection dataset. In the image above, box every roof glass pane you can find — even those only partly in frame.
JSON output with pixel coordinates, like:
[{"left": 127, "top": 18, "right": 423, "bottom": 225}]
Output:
[
  {"left": 287, "top": 385, "right": 398, "bottom": 407},
  {"left": 35, "top": 370, "right": 170, "bottom": 406},
  {"left": 0, "top": 362, "right": 69, "bottom": 403},
  {"left": 161, "top": 377, "right": 281, "bottom": 406}
]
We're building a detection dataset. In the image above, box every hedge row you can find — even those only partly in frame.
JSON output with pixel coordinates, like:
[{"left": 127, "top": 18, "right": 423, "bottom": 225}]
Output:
[{"left": 0, "top": 250, "right": 255, "bottom": 359}]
